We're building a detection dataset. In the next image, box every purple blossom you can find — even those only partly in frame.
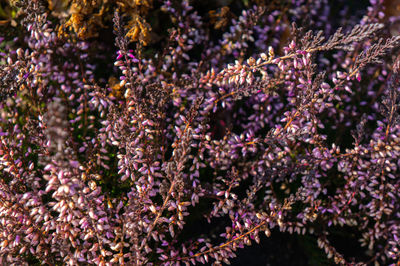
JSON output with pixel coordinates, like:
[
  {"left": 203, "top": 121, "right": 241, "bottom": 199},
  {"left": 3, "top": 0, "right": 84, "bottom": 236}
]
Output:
[{"left": 0, "top": 0, "right": 399, "bottom": 265}]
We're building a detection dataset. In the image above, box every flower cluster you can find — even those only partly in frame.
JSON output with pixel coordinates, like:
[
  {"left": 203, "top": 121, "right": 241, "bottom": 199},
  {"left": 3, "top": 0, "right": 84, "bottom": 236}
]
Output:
[{"left": 0, "top": 0, "right": 399, "bottom": 265}]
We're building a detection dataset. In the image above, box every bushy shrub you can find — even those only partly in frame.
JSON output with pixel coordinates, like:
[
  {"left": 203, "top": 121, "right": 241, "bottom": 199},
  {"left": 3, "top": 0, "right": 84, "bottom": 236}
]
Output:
[{"left": 0, "top": 0, "right": 399, "bottom": 265}]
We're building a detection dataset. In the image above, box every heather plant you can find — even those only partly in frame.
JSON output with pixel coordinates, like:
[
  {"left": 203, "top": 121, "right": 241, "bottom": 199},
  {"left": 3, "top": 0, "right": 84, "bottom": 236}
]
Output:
[{"left": 0, "top": 0, "right": 399, "bottom": 265}]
